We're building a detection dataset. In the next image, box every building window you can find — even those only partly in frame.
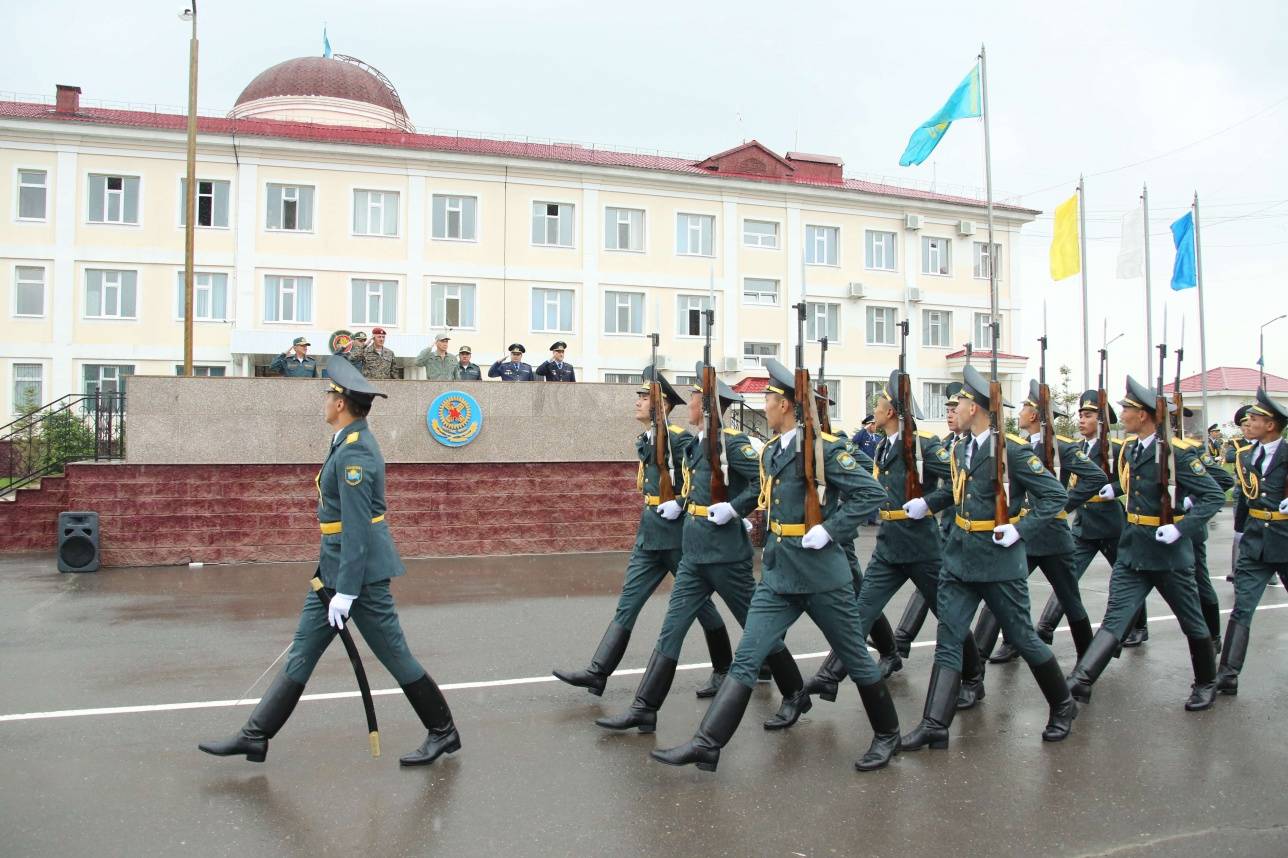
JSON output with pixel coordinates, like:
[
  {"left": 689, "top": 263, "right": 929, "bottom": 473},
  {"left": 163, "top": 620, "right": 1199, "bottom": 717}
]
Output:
[
  {"left": 15, "top": 265, "right": 46, "bottom": 317},
  {"left": 819, "top": 378, "right": 841, "bottom": 418},
  {"left": 85, "top": 269, "right": 138, "bottom": 319},
  {"left": 865, "top": 230, "right": 896, "bottom": 271},
  {"left": 430, "top": 282, "right": 476, "bottom": 328},
  {"left": 83, "top": 364, "right": 133, "bottom": 397},
  {"left": 87, "top": 174, "right": 140, "bottom": 224},
  {"left": 866, "top": 306, "right": 897, "bottom": 345},
  {"left": 923, "top": 382, "right": 950, "bottom": 419},
  {"left": 173, "top": 365, "right": 226, "bottom": 377},
  {"left": 864, "top": 380, "right": 884, "bottom": 412},
  {"left": 353, "top": 190, "right": 399, "bottom": 237},
  {"left": 13, "top": 364, "right": 42, "bottom": 412},
  {"left": 17, "top": 169, "right": 47, "bottom": 221},
  {"left": 432, "top": 194, "right": 478, "bottom": 241},
  {"left": 531, "top": 287, "right": 574, "bottom": 332},
  {"left": 974, "top": 241, "right": 1002, "bottom": 280},
  {"left": 742, "top": 278, "right": 778, "bottom": 306},
  {"left": 921, "top": 236, "right": 951, "bottom": 275},
  {"left": 173, "top": 271, "right": 229, "bottom": 321},
  {"left": 604, "top": 291, "right": 643, "bottom": 334},
  {"left": 922, "top": 309, "right": 951, "bottom": 347},
  {"left": 263, "top": 275, "right": 313, "bottom": 323},
  {"left": 676, "top": 213, "right": 714, "bottom": 256},
  {"left": 974, "top": 313, "right": 998, "bottom": 350},
  {"left": 805, "top": 302, "right": 839, "bottom": 343},
  {"left": 180, "top": 179, "right": 230, "bottom": 228},
  {"left": 531, "top": 202, "right": 574, "bottom": 247},
  {"left": 743, "top": 342, "right": 778, "bottom": 368},
  {"left": 674, "top": 375, "right": 698, "bottom": 388},
  {"left": 677, "top": 294, "right": 713, "bottom": 337},
  {"left": 351, "top": 279, "right": 398, "bottom": 326},
  {"left": 604, "top": 207, "right": 644, "bottom": 252},
  {"left": 805, "top": 225, "right": 839, "bottom": 266},
  {"left": 266, "top": 184, "right": 314, "bottom": 231},
  {"left": 743, "top": 219, "right": 779, "bottom": 248},
  {"left": 604, "top": 372, "right": 644, "bottom": 385}
]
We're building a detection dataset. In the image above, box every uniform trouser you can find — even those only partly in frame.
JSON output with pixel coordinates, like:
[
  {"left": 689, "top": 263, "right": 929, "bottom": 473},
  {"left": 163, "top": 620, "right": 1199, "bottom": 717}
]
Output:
[
  {"left": 1229, "top": 555, "right": 1288, "bottom": 627},
  {"left": 1058, "top": 535, "right": 1144, "bottom": 631},
  {"left": 1029, "top": 552, "right": 1088, "bottom": 622},
  {"left": 1099, "top": 561, "right": 1210, "bottom": 640},
  {"left": 1191, "top": 538, "right": 1220, "bottom": 608},
  {"left": 1230, "top": 531, "right": 1244, "bottom": 577},
  {"left": 934, "top": 576, "right": 1054, "bottom": 672},
  {"left": 284, "top": 579, "right": 425, "bottom": 686},
  {"left": 728, "top": 582, "right": 883, "bottom": 687},
  {"left": 656, "top": 556, "right": 785, "bottom": 662},
  {"left": 612, "top": 546, "right": 725, "bottom": 633}
]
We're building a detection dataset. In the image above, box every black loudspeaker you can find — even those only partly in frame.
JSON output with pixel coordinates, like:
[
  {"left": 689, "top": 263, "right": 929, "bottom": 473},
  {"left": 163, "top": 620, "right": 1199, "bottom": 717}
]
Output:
[{"left": 58, "top": 511, "right": 100, "bottom": 573}]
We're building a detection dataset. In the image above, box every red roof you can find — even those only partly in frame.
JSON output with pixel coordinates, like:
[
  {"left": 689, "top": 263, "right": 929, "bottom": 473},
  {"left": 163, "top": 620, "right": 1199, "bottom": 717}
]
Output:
[
  {"left": 944, "top": 348, "right": 1029, "bottom": 361},
  {"left": 0, "top": 99, "right": 1038, "bottom": 213},
  {"left": 732, "top": 377, "right": 770, "bottom": 393},
  {"left": 1178, "top": 367, "right": 1288, "bottom": 394},
  {"left": 236, "top": 57, "right": 406, "bottom": 117}
]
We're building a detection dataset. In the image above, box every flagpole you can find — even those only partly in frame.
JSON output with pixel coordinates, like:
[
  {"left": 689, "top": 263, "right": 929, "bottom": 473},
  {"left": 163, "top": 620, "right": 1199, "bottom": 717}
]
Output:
[
  {"left": 1142, "top": 182, "right": 1154, "bottom": 381},
  {"left": 1078, "top": 175, "right": 1089, "bottom": 389},
  {"left": 980, "top": 44, "right": 998, "bottom": 386},
  {"left": 1193, "top": 192, "right": 1210, "bottom": 426}
]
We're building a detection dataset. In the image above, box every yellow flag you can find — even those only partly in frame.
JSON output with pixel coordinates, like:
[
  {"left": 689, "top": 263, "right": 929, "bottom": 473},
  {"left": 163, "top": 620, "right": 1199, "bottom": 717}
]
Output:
[{"left": 1049, "top": 193, "right": 1081, "bottom": 281}]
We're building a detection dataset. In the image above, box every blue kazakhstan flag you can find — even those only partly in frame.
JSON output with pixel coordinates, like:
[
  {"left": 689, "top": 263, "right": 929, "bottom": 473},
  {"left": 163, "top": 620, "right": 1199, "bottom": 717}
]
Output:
[
  {"left": 1170, "top": 211, "right": 1197, "bottom": 291},
  {"left": 899, "top": 64, "right": 983, "bottom": 167},
  {"left": 323, "top": 26, "right": 332, "bottom": 59}
]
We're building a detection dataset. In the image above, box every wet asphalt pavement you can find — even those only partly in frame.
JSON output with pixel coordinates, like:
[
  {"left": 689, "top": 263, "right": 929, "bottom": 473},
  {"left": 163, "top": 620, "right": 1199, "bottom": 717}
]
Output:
[{"left": 4, "top": 519, "right": 1287, "bottom": 858}]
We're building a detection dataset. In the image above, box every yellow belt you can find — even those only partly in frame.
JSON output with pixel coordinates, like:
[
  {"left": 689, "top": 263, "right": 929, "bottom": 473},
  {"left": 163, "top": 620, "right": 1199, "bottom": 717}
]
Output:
[
  {"left": 1125, "top": 512, "right": 1185, "bottom": 527},
  {"left": 879, "top": 509, "right": 909, "bottom": 521},
  {"left": 954, "top": 514, "right": 1020, "bottom": 532},
  {"left": 1086, "top": 496, "right": 1114, "bottom": 503},
  {"left": 686, "top": 503, "right": 709, "bottom": 517},
  {"left": 643, "top": 495, "right": 661, "bottom": 506},
  {"left": 319, "top": 514, "right": 385, "bottom": 535},
  {"left": 769, "top": 520, "right": 807, "bottom": 537},
  {"left": 1018, "top": 508, "right": 1069, "bottom": 520},
  {"left": 1248, "top": 509, "right": 1288, "bottom": 522}
]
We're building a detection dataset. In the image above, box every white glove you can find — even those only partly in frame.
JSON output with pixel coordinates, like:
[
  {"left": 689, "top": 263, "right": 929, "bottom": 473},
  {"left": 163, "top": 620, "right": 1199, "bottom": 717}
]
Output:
[
  {"left": 743, "top": 518, "right": 754, "bottom": 533},
  {"left": 707, "top": 502, "right": 737, "bottom": 526},
  {"left": 1154, "top": 524, "right": 1182, "bottom": 545},
  {"left": 656, "top": 500, "right": 682, "bottom": 520},
  {"left": 801, "top": 524, "right": 833, "bottom": 550},
  {"left": 327, "top": 593, "right": 356, "bottom": 629},
  {"left": 1183, "top": 496, "right": 1194, "bottom": 512},
  {"left": 1098, "top": 483, "right": 1116, "bottom": 500},
  {"left": 1279, "top": 498, "right": 1288, "bottom": 515},
  {"left": 902, "top": 498, "right": 930, "bottom": 520},
  {"left": 992, "top": 523, "right": 1021, "bottom": 547}
]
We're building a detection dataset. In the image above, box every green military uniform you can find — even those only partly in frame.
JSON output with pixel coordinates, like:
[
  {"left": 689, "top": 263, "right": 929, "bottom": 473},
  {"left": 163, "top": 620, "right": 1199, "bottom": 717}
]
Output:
[
  {"left": 1225, "top": 407, "right": 1256, "bottom": 581},
  {"left": 1181, "top": 446, "right": 1235, "bottom": 643},
  {"left": 1218, "top": 390, "right": 1288, "bottom": 694},
  {"left": 270, "top": 338, "right": 318, "bottom": 377}
]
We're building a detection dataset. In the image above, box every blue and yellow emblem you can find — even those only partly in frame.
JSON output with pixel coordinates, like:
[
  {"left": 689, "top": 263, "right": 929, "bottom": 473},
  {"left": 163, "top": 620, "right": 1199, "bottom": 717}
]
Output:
[
  {"left": 344, "top": 465, "right": 363, "bottom": 486},
  {"left": 427, "top": 390, "right": 483, "bottom": 448},
  {"left": 1027, "top": 456, "right": 1045, "bottom": 474},
  {"left": 1190, "top": 458, "right": 1207, "bottom": 475},
  {"left": 837, "top": 451, "right": 858, "bottom": 471}
]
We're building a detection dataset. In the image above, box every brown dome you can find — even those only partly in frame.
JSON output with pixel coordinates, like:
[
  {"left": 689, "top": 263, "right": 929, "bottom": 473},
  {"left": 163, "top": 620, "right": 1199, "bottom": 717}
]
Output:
[{"left": 235, "top": 56, "right": 408, "bottom": 120}]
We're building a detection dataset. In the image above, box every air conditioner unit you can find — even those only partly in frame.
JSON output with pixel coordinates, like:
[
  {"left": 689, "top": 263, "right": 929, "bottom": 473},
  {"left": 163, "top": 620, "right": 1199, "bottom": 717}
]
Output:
[
  {"left": 906, "top": 287, "right": 924, "bottom": 303},
  {"left": 957, "top": 220, "right": 976, "bottom": 236},
  {"left": 653, "top": 354, "right": 670, "bottom": 370},
  {"left": 904, "top": 214, "right": 923, "bottom": 230},
  {"left": 721, "top": 356, "right": 741, "bottom": 372},
  {"left": 846, "top": 282, "right": 866, "bottom": 299}
]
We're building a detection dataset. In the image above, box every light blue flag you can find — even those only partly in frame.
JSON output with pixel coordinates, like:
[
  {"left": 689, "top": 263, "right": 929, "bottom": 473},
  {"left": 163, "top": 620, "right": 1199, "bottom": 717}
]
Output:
[
  {"left": 1170, "top": 212, "right": 1197, "bottom": 291},
  {"left": 323, "top": 27, "right": 332, "bottom": 59},
  {"left": 899, "top": 64, "right": 983, "bottom": 167}
]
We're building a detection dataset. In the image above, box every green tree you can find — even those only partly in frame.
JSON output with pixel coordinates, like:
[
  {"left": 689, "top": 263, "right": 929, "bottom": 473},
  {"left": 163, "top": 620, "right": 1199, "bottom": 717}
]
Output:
[{"left": 1053, "top": 365, "right": 1079, "bottom": 437}]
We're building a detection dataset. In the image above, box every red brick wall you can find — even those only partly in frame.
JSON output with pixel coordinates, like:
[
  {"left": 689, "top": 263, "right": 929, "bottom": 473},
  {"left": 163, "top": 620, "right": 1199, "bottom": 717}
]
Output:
[{"left": 0, "top": 461, "right": 641, "bottom": 567}]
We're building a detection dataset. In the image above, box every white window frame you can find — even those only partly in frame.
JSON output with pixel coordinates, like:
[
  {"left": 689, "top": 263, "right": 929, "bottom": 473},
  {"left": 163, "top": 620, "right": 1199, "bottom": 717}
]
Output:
[
  {"left": 350, "top": 278, "right": 399, "bottom": 327},
  {"left": 820, "top": 378, "right": 841, "bottom": 419},
  {"left": 429, "top": 282, "right": 477, "bottom": 330},
  {"left": 974, "top": 241, "right": 1002, "bottom": 280},
  {"left": 866, "top": 306, "right": 898, "bottom": 346},
  {"left": 173, "top": 364, "right": 227, "bottom": 377},
  {"left": 974, "top": 312, "right": 999, "bottom": 350},
  {"left": 921, "top": 236, "right": 952, "bottom": 276},
  {"left": 265, "top": 183, "right": 315, "bottom": 233},
  {"left": 742, "top": 277, "right": 779, "bottom": 307},
  {"left": 865, "top": 229, "right": 897, "bottom": 271},
  {"left": 604, "top": 206, "right": 645, "bottom": 253},
  {"left": 531, "top": 200, "right": 576, "bottom": 248},
  {"left": 14, "top": 264, "right": 47, "bottom": 318},
  {"left": 431, "top": 194, "right": 479, "bottom": 242},
  {"left": 84, "top": 268, "right": 139, "bottom": 320},
  {"left": 82, "top": 364, "right": 134, "bottom": 398},
  {"left": 530, "top": 286, "right": 576, "bottom": 333},
  {"left": 742, "top": 341, "right": 779, "bottom": 368},
  {"left": 922, "top": 309, "right": 952, "bottom": 348},
  {"left": 263, "top": 274, "right": 314, "bottom": 325},
  {"left": 923, "top": 381, "right": 950, "bottom": 420},
  {"left": 603, "top": 290, "right": 644, "bottom": 335},
  {"left": 676, "top": 212, "right": 715, "bottom": 257},
  {"left": 178, "top": 178, "right": 231, "bottom": 229},
  {"left": 603, "top": 372, "right": 644, "bottom": 385},
  {"left": 352, "top": 188, "right": 400, "bottom": 237},
  {"left": 86, "top": 173, "right": 141, "bottom": 225},
  {"left": 804, "top": 224, "right": 840, "bottom": 266},
  {"left": 12, "top": 363, "right": 44, "bottom": 413},
  {"left": 16, "top": 168, "right": 48, "bottom": 222},
  {"left": 742, "top": 218, "right": 780, "bottom": 249},
  {"left": 864, "top": 380, "right": 885, "bottom": 412},
  {"left": 805, "top": 301, "right": 840, "bottom": 344},
  {"left": 173, "top": 270, "right": 230, "bottom": 322},
  {"left": 676, "top": 294, "right": 714, "bottom": 338}
]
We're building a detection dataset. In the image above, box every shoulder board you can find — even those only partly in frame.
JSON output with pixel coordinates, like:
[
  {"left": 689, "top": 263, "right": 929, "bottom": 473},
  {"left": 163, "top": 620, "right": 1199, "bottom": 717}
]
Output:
[
  {"left": 917, "top": 430, "right": 935, "bottom": 439},
  {"left": 722, "top": 427, "right": 740, "bottom": 436},
  {"left": 1234, "top": 441, "right": 1251, "bottom": 452},
  {"left": 765, "top": 434, "right": 781, "bottom": 446},
  {"left": 344, "top": 431, "right": 361, "bottom": 445},
  {"left": 667, "top": 424, "right": 685, "bottom": 435},
  {"left": 1111, "top": 437, "right": 1125, "bottom": 447},
  {"left": 820, "top": 431, "right": 839, "bottom": 442},
  {"left": 1056, "top": 434, "right": 1075, "bottom": 443},
  {"left": 1173, "top": 437, "right": 1196, "bottom": 449},
  {"left": 1006, "top": 433, "right": 1028, "bottom": 445}
]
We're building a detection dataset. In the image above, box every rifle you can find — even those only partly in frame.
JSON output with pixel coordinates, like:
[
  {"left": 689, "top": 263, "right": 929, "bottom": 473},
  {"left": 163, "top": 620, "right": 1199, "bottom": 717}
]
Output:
[
  {"left": 1172, "top": 336, "right": 1186, "bottom": 510},
  {"left": 1155, "top": 342, "right": 1175, "bottom": 526},
  {"left": 792, "top": 297, "right": 824, "bottom": 529},
  {"left": 815, "top": 336, "right": 832, "bottom": 434},
  {"left": 702, "top": 275, "right": 728, "bottom": 504},
  {"left": 647, "top": 332, "right": 676, "bottom": 504},
  {"left": 989, "top": 320, "right": 1010, "bottom": 530},
  {"left": 898, "top": 320, "right": 922, "bottom": 499},
  {"left": 1096, "top": 347, "right": 1114, "bottom": 478},
  {"left": 1037, "top": 333, "right": 1057, "bottom": 478}
]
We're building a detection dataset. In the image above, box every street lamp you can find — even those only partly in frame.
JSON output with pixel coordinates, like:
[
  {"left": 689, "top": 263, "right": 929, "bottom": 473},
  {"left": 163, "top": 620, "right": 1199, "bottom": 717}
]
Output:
[
  {"left": 180, "top": 3, "right": 198, "bottom": 377},
  {"left": 1260, "top": 314, "right": 1286, "bottom": 388}
]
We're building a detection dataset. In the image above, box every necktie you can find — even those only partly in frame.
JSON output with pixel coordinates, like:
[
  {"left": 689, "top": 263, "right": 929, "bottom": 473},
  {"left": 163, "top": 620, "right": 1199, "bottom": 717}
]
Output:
[
  {"left": 1253, "top": 445, "right": 1266, "bottom": 474},
  {"left": 876, "top": 438, "right": 888, "bottom": 465}
]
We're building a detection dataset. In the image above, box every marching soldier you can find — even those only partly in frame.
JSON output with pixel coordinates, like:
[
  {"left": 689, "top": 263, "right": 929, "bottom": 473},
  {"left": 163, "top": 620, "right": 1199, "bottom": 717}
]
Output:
[
  {"left": 553, "top": 369, "right": 732, "bottom": 697},
  {"left": 1178, "top": 416, "right": 1236, "bottom": 647},
  {"left": 977, "top": 379, "right": 1106, "bottom": 664},
  {"left": 1225, "top": 405, "right": 1255, "bottom": 582},
  {"left": 1205, "top": 423, "right": 1223, "bottom": 459},
  {"left": 270, "top": 336, "right": 318, "bottom": 378},
  {"left": 534, "top": 341, "right": 577, "bottom": 382},
  {"left": 1218, "top": 389, "right": 1288, "bottom": 694},
  {"left": 899, "top": 365, "right": 1077, "bottom": 753},
  {"left": 488, "top": 344, "right": 535, "bottom": 381},
  {"left": 1066, "top": 375, "right": 1225, "bottom": 711},
  {"left": 595, "top": 365, "right": 805, "bottom": 734},
  {"left": 199, "top": 357, "right": 460, "bottom": 767},
  {"left": 803, "top": 371, "right": 986, "bottom": 710},
  {"left": 649, "top": 359, "right": 901, "bottom": 774}
]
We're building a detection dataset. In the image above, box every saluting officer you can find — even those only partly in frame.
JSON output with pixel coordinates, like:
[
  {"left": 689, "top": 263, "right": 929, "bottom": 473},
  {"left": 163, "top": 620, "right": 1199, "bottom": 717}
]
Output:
[
  {"left": 650, "top": 359, "right": 901, "bottom": 774},
  {"left": 535, "top": 341, "right": 577, "bottom": 382},
  {"left": 553, "top": 368, "right": 732, "bottom": 697},
  {"left": 199, "top": 357, "right": 460, "bottom": 767},
  {"left": 899, "top": 365, "right": 1077, "bottom": 753},
  {"left": 1218, "top": 389, "right": 1288, "bottom": 694},
  {"left": 488, "top": 344, "right": 535, "bottom": 381},
  {"left": 1066, "top": 375, "right": 1225, "bottom": 712},
  {"left": 270, "top": 337, "right": 318, "bottom": 378}
]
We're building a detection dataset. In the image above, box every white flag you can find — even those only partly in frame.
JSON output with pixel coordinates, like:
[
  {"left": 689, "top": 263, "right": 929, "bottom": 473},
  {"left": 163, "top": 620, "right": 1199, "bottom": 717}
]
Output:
[{"left": 1116, "top": 205, "right": 1144, "bottom": 279}]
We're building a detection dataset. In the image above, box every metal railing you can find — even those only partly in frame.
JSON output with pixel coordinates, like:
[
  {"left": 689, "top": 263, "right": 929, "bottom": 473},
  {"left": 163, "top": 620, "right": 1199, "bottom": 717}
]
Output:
[{"left": 0, "top": 393, "right": 125, "bottom": 499}]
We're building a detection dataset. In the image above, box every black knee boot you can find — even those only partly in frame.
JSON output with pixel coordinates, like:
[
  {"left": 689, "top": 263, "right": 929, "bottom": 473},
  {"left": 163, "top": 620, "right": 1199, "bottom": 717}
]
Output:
[
  {"left": 763, "top": 648, "right": 811, "bottom": 730},
  {"left": 869, "top": 613, "right": 904, "bottom": 678},
  {"left": 552, "top": 621, "right": 629, "bottom": 696},
  {"left": 973, "top": 607, "right": 1002, "bottom": 661},
  {"left": 1030, "top": 656, "right": 1077, "bottom": 742},
  {"left": 649, "top": 679, "right": 753, "bottom": 772},
  {"left": 957, "top": 635, "right": 986, "bottom": 710},
  {"left": 898, "top": 664, "right": 960, "bottom": 751},
  {"left": 595, "top": 650, "right": 677, "bottom": 733},
  {"left": 1200, "top": 601, "right": 1222, "bottom": 652},
  {"left": 855, "top": 680, "right": 900, "bottom": 771},
  {"left": 1184, "top": 636, "right": 1218, "bottom": 711},
  {"left": 1122, "top": 608, "right": 1148, "bottom": 647},
  {"left": 1217, "top": 621, "right": 1249, "bottom": 695},
  {"left": 1068, "top": 616, "right": 1094, "bottom": 662},
  {"left": 400, "top": 674, "right": 462, "bottom": 766},
  {"left": 695, "top": 625, "right": 733, "bottom": 699},
  {"left": 894, "top": 590, "right": 930, "bottom": 658},
  {"left": 1035, "top": 594, "right": 1065, "bottom": 644},
  {"left": 803, "top": 651, "right": 846, "bottom": 703},
  {"left": 199, "top": 672, "right": 305, "bottom": 762},
  {"left": 1067, "top": 628, "right": 1118, "bottom": 704}
]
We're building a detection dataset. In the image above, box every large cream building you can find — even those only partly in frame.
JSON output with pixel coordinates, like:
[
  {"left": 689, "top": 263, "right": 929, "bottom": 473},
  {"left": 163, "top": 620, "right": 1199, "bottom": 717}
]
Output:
[{"left": 0, "top": 54, "right": 1036, "bottom": 433}]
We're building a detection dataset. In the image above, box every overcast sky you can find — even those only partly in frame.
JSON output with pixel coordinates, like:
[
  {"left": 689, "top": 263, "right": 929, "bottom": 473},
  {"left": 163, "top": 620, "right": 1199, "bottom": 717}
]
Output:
[{"left": 6, "top": 0, "right": 1287, "bottom": 406}]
